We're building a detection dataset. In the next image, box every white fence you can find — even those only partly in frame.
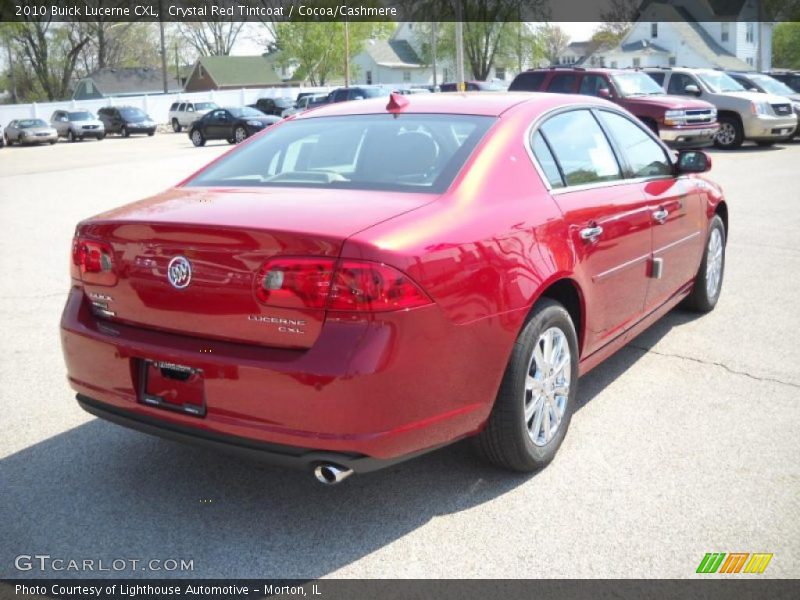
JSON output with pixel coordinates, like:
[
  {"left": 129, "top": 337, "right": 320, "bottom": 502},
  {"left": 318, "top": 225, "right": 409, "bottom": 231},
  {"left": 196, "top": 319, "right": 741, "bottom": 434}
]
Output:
[{"left": 0, "top": 86, "right": 334, "bottom": 126}]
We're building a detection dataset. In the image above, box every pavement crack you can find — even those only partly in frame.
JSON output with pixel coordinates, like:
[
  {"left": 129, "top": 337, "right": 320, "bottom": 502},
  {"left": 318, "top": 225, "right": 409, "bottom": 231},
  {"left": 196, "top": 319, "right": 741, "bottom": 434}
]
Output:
[{"left": 627, "top": 344, "right": 800, "bottom": 390}]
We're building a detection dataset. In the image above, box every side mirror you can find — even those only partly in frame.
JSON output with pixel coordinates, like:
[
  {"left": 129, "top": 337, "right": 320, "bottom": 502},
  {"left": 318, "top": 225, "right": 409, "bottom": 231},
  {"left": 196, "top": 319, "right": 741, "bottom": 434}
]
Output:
[
  {"left": 684, "top": 84, "right": 701, "bottom": 96},
  {"left": 749, "top": 87, "right": 761, "bottom": 93},
  {"left": 676, "top": 150, "right": 712, "bottom": 174},
  {"left": 597, "top": 88, "right": 612, "bottom": 99}
]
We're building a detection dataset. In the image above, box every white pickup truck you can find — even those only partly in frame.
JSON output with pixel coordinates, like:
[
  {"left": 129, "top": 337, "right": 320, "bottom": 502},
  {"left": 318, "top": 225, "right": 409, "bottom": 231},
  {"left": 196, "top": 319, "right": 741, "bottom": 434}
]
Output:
[{"left": 168, "top": 101, "right": 218, "bottom": 132}]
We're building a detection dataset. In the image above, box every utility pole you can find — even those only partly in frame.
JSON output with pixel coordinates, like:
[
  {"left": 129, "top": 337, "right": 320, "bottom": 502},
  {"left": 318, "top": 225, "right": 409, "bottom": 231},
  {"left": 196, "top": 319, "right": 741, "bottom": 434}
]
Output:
[
  {"left": 455, "top": 3, "right": 465, "bottom": 91},
  {"left": 344, "top": 19, "right": 350, "bottom": 87},
  {"left": 158, "top": 6, "right": 168, "bottom": 93},
  {"left": 174, "top": 43, "right": 179, "bottom": 83},
  {"left": 755, "top": 0, "right": 764, "bottom": 71},
  {"left": 431, "top": 22, "right": 438, "bottom": 88}
]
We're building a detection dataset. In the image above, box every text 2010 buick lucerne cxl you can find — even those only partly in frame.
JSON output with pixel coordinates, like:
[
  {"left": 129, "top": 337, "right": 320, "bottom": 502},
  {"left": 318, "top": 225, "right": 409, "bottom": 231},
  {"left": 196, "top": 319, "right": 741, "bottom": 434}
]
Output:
[{"left": 61, "top": 92, "right": 727, "bottom": 484}]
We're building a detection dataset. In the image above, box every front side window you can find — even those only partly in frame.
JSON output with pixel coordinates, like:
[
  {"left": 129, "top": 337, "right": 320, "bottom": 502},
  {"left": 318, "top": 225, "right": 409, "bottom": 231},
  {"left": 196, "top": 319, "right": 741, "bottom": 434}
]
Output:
[
  {"left": 539, "top": 110, "right": 621, "bottom": 186},
  {"left": 667, "top": 73, "right": 698, "bottom": 95},
  {"left": 187, "top": 114, "right": 494, "bottom": 194},
  {"left": 696, "top": 71, "right": 745, "bottom": 93},
  {"left": 578, "top": 74, "right": 611, "bottom": 97},
  {"left": 611, "top": 72, "right": 665, "bottom": 97},
  {"left": 597, "top": 111, "right": 671, "bottom": 178}
]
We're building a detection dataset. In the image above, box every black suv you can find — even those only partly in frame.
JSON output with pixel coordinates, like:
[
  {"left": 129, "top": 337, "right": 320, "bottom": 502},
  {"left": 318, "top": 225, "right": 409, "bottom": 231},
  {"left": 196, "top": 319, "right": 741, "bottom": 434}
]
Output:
[
  {"left": 767, "top": 70, "right": 800, "bottom": 93},
  {"left": 97, "top": 106, "right": 156, "bottom": 137},
  {"left": 249, "top": 97, "right": 294, "bottom": 117},
  {"left": 327, "top": 86, "right": 391, "bottom": 103}
]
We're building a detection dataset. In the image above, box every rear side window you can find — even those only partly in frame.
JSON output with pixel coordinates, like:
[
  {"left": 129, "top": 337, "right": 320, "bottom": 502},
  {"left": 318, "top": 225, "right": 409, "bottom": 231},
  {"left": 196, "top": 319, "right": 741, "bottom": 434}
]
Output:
[
  {"left": 647, "top": 72, "right": 665, "bottom": 85},
  {"left": 188, "top": 114, "right": 494, "bottom": 194},
  {"left": 170, "top": 103, "right": 179, "bottom": 111},
  {"left": 547, "top": 74, "right": 579, "bottom": 93},
  {"left": 539, "top": 110, "right": 621, "bottom": 186},
  {"left": 509, "top": 71, "right": 546, "bottom": 91},
  {"left": 531, "top": 132, "right": 564, "bottom": 189},
  {"left": 596, "top": 111, "right": 672, "bottom": 178}
]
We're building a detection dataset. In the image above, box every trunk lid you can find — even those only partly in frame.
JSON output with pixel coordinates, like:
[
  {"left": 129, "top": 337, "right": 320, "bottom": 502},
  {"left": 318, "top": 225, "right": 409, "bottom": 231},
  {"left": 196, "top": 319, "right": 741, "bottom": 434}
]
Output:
[{"left": 78, "top": 186, "right": 434, "bottom": 348}]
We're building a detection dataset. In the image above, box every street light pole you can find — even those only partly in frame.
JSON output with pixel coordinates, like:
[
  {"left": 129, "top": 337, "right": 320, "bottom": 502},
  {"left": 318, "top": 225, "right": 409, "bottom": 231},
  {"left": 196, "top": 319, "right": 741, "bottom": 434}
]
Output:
[{"left": 344, "top": 19, "right": 350, "bottom": 87}]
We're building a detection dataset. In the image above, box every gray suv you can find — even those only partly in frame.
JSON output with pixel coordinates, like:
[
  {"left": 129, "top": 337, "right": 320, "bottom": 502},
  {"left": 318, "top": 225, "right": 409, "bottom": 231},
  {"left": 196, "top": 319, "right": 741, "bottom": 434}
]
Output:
[
  {"left": 645, "top": 67, "right": 797, "bottom": 148},
  {"left": 50, "top": 110, "right": 105, "bottom": 142}
]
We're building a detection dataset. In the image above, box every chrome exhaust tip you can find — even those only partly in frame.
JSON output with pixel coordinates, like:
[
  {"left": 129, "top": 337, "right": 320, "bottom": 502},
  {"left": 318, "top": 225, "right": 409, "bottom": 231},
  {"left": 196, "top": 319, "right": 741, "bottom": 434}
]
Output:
[{"left": 313, "top": 463, "right": 354, "bottom": 485}]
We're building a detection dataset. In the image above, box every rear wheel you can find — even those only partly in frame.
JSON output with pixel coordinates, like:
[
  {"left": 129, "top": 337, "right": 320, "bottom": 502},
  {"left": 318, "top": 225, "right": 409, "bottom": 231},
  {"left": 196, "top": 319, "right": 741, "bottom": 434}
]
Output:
[
  {"left": 234, "top": 126, "right": 248, "bottom": 143},
  {"left": 6, "top": 135, "right": 12, "bottom": 147},
  {"left": 714, "top": 116, "right": 744, "bottom": 149},
  {"left": 682, "top": 215, "right": 726, "bottom": 312},
  {"left": 172, "top": 119, "right": 182, "bottom": 133},
  {"left": 475, "top": 298, "right": 579, "bottom": 472},
  {"left": 190, "top": 129, "right": 205, "bottom": 147}
]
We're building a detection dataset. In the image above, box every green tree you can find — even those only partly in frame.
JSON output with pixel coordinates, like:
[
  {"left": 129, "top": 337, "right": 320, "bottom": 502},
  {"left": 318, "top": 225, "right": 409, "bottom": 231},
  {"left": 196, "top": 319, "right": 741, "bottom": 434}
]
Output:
[
  {"left": 535, "top": 23, "right": 570, "bottom": 66},
  {"left": 274, "top": 21, "right": 391, "bottom": 85},
  {"left": 773, "top": 22, "right": 800, "bottom": 69}
]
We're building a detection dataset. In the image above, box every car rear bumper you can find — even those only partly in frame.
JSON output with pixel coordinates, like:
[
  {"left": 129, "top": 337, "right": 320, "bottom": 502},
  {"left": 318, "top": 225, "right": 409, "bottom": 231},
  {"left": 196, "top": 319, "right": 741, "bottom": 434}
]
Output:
[
  {"left": 60, "top": 287, "right": 504, "bottom": 467},
  {"left": 659, "top": 124, "right": 719, "bottom": 148}
]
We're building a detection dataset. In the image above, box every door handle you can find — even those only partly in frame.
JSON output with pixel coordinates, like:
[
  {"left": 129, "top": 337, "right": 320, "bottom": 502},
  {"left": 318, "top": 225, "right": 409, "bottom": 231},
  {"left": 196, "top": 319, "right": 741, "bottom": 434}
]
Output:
[
  {"left": 653, "top": 208, "right": 669, "bottom": 224},
  {"left": 579, "top": 225, "right": 604, "bottom": 242}
]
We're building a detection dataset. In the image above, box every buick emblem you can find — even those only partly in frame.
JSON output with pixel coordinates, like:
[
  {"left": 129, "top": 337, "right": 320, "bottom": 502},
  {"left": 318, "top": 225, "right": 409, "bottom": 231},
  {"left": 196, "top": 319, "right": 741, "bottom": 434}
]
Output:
[{"left": 167, "top": 256, "right": 192, "bottom": 289}]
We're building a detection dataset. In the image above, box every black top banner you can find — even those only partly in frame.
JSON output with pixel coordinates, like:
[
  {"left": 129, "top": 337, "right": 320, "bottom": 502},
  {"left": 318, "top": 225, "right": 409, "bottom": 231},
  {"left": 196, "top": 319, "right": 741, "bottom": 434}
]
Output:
[{"left": 1, "top": 0, "right": 799, "bottom": 22}]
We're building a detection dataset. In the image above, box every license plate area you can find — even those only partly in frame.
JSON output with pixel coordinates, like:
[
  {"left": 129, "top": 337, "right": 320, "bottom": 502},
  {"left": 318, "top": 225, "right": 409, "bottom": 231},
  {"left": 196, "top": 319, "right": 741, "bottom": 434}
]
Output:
[{"left": 138, "top": 360, "right": 206, "bottom": 417}]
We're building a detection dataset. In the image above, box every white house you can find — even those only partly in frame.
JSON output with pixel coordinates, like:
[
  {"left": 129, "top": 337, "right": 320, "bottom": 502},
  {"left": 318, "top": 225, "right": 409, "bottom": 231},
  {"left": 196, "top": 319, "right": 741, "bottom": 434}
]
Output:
[{"left": 588, "top": 0, "right": 771, "bottom": 71}]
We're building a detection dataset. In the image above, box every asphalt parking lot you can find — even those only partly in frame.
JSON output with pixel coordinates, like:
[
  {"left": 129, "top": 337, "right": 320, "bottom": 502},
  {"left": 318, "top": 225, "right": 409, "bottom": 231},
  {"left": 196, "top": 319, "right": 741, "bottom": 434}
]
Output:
[{"left": 1, "top": 132, "right": 798, "bottom": 579}]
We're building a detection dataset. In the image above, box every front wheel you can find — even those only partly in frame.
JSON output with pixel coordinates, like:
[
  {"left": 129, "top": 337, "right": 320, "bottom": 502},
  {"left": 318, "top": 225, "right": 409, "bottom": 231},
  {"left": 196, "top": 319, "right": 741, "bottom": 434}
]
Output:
[
  {"left": 67, "top": 130, "right": 75, "bottom": 143},
  {"left": 190, "top": 129, "right": 205, "bottom": 147},
  {"left": 475, "top": 298, "right": 579, "bottom": 472},
  {"left": 714, "top": 116, "right": 744, "bottom": 149},
  {"left": 121, "top": 126, "right": 130, "bottom": 138},
  {"left": 172, "top": 119, "right": 182, "bottom": 133},
  {"left": 682, "top": 215, "right": 726, "bottom": 312},
  {"left": 233, "top": 126, "right": 248, "bottom": 144}
]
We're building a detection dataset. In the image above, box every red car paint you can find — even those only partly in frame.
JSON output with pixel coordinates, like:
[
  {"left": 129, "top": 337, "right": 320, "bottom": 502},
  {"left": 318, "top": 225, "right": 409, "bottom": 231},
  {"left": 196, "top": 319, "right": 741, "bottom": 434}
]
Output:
[{"left": 61, "top": 92, "right": 726, "bottom": 473}]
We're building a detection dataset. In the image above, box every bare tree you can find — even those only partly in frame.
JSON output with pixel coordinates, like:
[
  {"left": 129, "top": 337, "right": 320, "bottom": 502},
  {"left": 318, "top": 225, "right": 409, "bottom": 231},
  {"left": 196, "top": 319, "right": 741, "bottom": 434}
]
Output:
[
  {"left": 535, "top": 23, "right": 570, "bottom": 66},
  {"left": 177, "top": 22, "right": 246, "bottom": 56}
]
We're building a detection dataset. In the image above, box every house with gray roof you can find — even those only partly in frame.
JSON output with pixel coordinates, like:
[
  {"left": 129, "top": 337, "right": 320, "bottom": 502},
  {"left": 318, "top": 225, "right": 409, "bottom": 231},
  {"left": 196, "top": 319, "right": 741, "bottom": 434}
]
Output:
[
  {"left": 591, "top": 0, "right": 770, "bottom": 71},
  {"left": 182, "top": 55, "right": 294, "bottom": 92},
  {"left": 351, "top": 38, "right": 430, "bottom": 86},
  {"left": 72, "top": 68, "right": 182, "bottom": 100}
]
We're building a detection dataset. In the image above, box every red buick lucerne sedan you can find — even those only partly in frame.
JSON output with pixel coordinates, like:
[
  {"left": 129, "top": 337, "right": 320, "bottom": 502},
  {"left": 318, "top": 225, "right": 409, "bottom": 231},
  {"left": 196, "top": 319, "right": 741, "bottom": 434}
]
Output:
[{"left": 61, "top": 92, "right": 727, "bottom": 484}]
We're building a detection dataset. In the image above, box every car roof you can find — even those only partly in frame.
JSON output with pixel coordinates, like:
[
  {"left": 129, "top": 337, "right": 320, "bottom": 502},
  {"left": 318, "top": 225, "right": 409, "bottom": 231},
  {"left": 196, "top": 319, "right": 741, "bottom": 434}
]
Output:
[{"left": 296, "top": 91, "right": 611, "bottom": 119}]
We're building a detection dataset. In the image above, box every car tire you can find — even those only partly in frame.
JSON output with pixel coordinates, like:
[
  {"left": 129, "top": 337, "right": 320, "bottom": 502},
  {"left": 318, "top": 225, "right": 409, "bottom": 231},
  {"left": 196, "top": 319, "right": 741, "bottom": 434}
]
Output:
[
  {"left": 172, "top": 119, "right": 182, "bottom": 133},
  {"left": 474, "top": 298, "right": 579, "bottom": 472},
  {"left": 98, "top": 133, "right": 105, "bottom": 141},
  {"left": 121, "top": 126, "right": 130, "bottom": 138},
  {"left": 5, "top": 136, "right": 12, "bottom": 147},
  {"left": 148, "top": 131, "right": 155, "bottom": 137},
  {"left": 714, "top": 116, "right": 744, "bottom": 149},
  {"left": 234, "top": 126, "right": 248, "bottom": 144},
  {"left": 682, "top": 215, "right": 726, "bottom": 313},
  {"left": 67, "top": 130, "right": 75, "bottom": 143},
  {"left": 190, "top": 129, "right": 205, "bottom": 147},
  {"left": 49, "top": 140, "right": 56, "bottom": 145}
]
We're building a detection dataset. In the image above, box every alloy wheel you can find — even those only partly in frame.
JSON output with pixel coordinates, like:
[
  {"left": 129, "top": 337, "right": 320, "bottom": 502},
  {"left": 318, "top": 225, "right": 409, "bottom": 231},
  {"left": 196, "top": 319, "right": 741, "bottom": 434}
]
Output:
[
  {"left": 705, "top": 228, "right": 723, "bottom": 298},
  {"left": 716, "top": 123, "right": 735, "bottom": 147},
  {"left": 524, "top": 327, "right": 571, "bottom": 447},
  {"left": 191, "top": 131, "right": 202, "bottom": 146},
  {"left": 234, "top": 127, "right": 247, "bottom": 143}
]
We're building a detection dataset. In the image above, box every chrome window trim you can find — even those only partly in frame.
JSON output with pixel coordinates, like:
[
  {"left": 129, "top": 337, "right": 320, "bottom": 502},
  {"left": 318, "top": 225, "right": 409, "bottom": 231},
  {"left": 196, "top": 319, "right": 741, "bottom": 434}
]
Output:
[{"left": 523, "top": 103, "right": 676, "bottom": 195}]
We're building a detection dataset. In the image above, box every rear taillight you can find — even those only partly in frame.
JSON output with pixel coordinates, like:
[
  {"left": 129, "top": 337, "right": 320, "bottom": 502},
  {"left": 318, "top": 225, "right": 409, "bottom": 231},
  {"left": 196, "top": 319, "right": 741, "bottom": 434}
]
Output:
[
  {"left": 255, "top": 258, "right": 431, "bottom": 312},
  {"left": 71, "top": 237, "right": 117, "bottom": 285}
]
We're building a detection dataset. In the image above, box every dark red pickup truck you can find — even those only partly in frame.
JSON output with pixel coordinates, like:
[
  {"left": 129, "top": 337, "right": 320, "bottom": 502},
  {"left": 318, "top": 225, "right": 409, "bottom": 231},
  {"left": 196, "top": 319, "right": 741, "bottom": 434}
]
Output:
[{"left": 509, "top": 67, "right": 720, "bottom": 148}]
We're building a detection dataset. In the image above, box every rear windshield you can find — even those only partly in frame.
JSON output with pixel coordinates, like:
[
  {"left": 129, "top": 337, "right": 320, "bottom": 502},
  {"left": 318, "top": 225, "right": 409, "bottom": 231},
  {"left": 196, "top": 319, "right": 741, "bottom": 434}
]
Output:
[{"left": 187, "top": 114, "right": 494, "bottom": 194}]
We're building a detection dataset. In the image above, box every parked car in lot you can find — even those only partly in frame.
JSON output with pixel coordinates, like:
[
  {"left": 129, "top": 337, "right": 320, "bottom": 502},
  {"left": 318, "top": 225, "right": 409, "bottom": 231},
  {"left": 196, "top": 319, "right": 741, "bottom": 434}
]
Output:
[
  {"left": 0, "top": 124, "right": 4, "bottom": 148},
  {"left": 327, "top": 85, "right": 391, "bottom": 103},
  {"left": 767, "top": 70, "right": 800, "bottom": 93},
  {"left": 281, "top": 93, "right": 329, "bottom": 117},
  {"left": 249, "top": 97, "right": 294, "bottom": 117},
  {"left": 188, "top": 106, "right": 280, "bottom": 146},
  {"left": 726, "top": 71, "right": 800, "bottom": 138},
  {"left": 62, "top": 92, "right": 728, "bottom": 484},
  {"left": 440, "top": 81, "right": 507, "bottom": 92},
  {"left": 509, "top": 67, "right": 720, "bottom": 148},
  {"left": 4, "top": 119, "right": 58, "bottom": 145},
  {"left": 644, "top": 67, "right": 797, "bottom": 148},
  {"left": 98, "top": 106, "right": 156, "bottom": 137},
  {"left": 168, "top": 101, "right": 218, "bottom": 132},
  {"left": 50, "top": 110, "right": 105, "bottom": 142}
]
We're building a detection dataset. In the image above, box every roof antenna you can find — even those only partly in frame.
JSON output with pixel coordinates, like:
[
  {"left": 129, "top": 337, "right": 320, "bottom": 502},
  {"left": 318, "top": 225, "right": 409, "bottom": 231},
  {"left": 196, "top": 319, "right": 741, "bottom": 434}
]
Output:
[{"left": 386, "top": 92, "right": 409, "bottom": 111}]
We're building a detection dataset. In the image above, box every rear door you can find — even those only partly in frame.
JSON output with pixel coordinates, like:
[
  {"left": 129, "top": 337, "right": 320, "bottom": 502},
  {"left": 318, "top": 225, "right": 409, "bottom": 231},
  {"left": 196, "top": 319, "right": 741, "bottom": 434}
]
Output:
[
  {"left": 596, "top": 110, "right": 705, "bottom": 310},
  {"left": 532, "top": 108, "right": 653, "bottom": 354},
  {"left": 546, "top": 73, "right": 580, "bottom": 94}
]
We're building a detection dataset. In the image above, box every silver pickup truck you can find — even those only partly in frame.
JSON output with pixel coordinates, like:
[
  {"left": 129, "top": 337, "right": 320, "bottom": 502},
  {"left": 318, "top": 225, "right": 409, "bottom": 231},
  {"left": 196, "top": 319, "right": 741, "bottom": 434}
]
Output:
[{"left": 168, "top": 101, "right": 218, "bottom": 132}]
